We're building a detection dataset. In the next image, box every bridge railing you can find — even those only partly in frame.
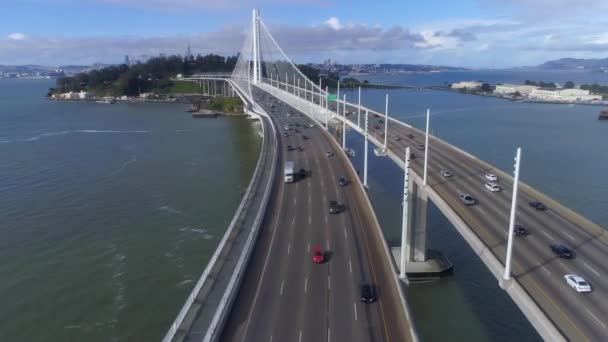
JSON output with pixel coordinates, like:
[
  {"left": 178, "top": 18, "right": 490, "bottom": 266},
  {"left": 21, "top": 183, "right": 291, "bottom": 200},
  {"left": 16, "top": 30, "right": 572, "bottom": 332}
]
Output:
[{"left": 187, "top": 72, "right": 232, "bottom": 79}]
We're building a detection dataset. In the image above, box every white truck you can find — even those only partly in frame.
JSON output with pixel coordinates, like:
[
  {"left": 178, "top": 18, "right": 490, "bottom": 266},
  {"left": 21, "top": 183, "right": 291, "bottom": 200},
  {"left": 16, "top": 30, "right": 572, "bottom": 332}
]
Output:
[{"left": 284, "top": 161, "right": 295, "bottom": 183}]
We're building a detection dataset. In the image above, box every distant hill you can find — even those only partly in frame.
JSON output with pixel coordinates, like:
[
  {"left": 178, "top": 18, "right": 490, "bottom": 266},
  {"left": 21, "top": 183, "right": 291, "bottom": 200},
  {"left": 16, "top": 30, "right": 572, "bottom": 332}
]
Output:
[{"left": 538, "top": 57, "right": 608, "bottom": 70}]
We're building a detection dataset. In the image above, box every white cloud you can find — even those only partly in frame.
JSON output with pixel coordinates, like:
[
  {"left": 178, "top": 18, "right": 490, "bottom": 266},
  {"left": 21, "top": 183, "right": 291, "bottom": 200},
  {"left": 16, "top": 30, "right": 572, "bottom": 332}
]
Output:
[
  {"left": 325, "top": 17, "right": 343, "bottom": 30},
  {"left": 8, "top": 33, "right": 27, "bottom": 41}
]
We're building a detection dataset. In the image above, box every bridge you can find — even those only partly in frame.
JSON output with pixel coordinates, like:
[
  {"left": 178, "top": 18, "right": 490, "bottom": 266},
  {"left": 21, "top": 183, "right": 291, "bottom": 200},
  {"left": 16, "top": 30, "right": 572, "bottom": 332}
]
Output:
[{"left": 165, "top": 9, "right": 608, "bottom": 342}]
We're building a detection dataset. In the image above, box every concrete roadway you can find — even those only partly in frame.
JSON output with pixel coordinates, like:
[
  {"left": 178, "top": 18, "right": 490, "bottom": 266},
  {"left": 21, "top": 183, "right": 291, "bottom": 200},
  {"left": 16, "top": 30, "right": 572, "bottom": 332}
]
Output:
[
  {"left": 220, "top": 90, "right": 412, "bottom": 341},
  {"left": 337, "top": 103, "right": 608, "bottom": 341}
]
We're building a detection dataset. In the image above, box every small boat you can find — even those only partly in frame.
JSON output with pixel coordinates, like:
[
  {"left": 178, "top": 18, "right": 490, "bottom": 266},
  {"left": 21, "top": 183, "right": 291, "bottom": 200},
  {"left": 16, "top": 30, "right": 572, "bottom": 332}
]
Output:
[{"left": 96, "top": 97, "right": 115, "bottom": 104}]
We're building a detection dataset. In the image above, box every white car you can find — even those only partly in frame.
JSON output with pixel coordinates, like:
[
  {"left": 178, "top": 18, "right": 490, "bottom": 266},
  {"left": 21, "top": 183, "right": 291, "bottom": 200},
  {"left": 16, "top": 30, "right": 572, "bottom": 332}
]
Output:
[
  {"left": 564, "top": 274, "right": 592, "bottom": 293},
  {"left": 484, "top": 182, "right": 501, "bottom": 192},
  {"left": 309, "top": 123, "right": 315, "bottom": 128},
  {"left": 440, "top": 170, "right": 452, "bottom": 177},
  {"left": 326, "top": 151, "right": 334, "bottom": 157},
  {"left": 485, "top": 173, "right": 498, "bottom": 181}
]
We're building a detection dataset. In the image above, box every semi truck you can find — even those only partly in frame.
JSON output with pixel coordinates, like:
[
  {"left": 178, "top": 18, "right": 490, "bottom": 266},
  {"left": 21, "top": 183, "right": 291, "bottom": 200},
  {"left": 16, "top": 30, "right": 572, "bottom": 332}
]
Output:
[{"left": 284, "top": 161, "right": 294, "bottom": 183}]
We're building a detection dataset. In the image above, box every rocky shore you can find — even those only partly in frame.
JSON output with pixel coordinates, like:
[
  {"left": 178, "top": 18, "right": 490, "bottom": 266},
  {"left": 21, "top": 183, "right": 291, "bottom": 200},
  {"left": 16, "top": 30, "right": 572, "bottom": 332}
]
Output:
[{"left": 599, "top": 108, "right": 608, "bottom": 120}]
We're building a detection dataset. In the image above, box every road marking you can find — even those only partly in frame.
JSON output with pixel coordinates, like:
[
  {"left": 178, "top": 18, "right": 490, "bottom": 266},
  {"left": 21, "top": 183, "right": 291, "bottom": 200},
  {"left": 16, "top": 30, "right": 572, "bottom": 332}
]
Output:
[
  {"left": 349, "top": 260, "right": 353, "bottom": 273},
  {"left": 309, "top": 215, "right": 312, "bottom": 224},
  {"left": 280, "top": 280, "right": 284, "bottom": 295},
  {"left": 270, "top": 336, "right": 273, "bottom": 342},
  {"left": 288, "top": 243, "right": 291, "bottom": 255},
  {"left": 291, "top": 216, "right": 295, "bottom": 225},
  {"left": 586, "top": 309, "right": 607, "bottom": 328},
  {"left": 353, "top": 302, "right": 358, "bottom": 321},
  {"left": 564, "top": 232, "right": 575, "bottom": 241},
  {"left": 307, "top": 242, "right": 310, "bottom": 252},
  {"left": 542, "top": 231, "right": 554, "bottom": 240},
  {"left": 324, "top": 215, "right": 328, "bottom": 224},
  {"left": 542, "top": 267, "right": 551, "bottom": 276},
  {"left": 328, "top": 328, "right": 331, "bottom": 342},
  {"left": 304, "top": 277, "right": 308, "bottom": 294},
  {"left": 326, "top": 239, "right": 330, "bottom": 250},
  {"left": 298, "top": 330, "right": 302, "bottom": 342},
  {"left": 344, "top": 228, "right": 348, "bottom": 239},
  {"left": 293, "top": 197, "right": 296, "bottom": 205},
  {"left": 328, "top": 275, "right": 331, "bottom": 290},
  {"left": 584, "top": 263, "right": 601, "bottom": 277}
]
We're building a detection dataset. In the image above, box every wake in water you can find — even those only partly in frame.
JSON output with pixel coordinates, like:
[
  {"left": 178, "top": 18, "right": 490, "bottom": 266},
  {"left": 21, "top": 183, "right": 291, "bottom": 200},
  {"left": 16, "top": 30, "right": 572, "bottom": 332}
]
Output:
[
  {"left": 0, "top": 129, "right": 150, "bottom": 144},
  {"left": 108, "top": 155, "right": 137, "bottom": 176},
  {"left": 157, "top": 205, "right": 184, "bottom": 216}
]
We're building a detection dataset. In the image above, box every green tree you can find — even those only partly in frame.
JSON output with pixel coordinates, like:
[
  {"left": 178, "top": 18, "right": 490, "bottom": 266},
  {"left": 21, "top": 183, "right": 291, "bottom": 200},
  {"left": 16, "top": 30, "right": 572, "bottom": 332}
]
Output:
[
  {"left": 564, "top": 81, "right": 575, "bottom": 89},
  {"left": 481, "top": 83, "right": 493, "bottom": 92}
]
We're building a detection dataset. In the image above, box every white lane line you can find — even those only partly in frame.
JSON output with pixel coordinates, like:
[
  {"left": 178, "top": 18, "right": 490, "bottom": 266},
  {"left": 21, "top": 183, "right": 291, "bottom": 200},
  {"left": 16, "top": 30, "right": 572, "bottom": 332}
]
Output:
[
  {"left": 280, "top": 280, "right": 285, "bottom": 295},
  {"left": 328, "top": 328, "right": 331, "bottom": 342},
  {"left": 307, "top": 242, "right": 310, "bottom": 252},
  {"left": 270, "top": 335, "right": 273, "bottom": 342},
  {"left": 304, "top": 277, "right": 308, "bottom": 294},
  {"left": 344, "top": 228, "right": 348, "bottom": 239},
  {"left": 308, "top": 194, "right": 311, "bottom": 206},
  {"left": 349, "top": 260, "right": 353, "bottom": 273},
  {"left": 542, "top": 267, "right": 551, "bottom": 276},
  {"left": 328, "top": 275, "right": 331, "bottom": 290},
  {"left": 288, "top": 243, "right": 291, "bottom": 255},
  {"left": 291, "top": 216, "right": 295, "bottom": 225},
  {"left": 293, "top": 197, "right": 296, "bottom": 205},
  {"left": 326, "top": 239, "right": 330, "bottom": 250},
  {"left": 353, "top": 302, "right": 358, "bottom": 321},
  {"left": 309, "top": 215, "right": 312, "bottom": 225},
  {"left": 564, "top": 232, "right": 575, "bottom": 241},
  {"left": 542, "top": 231, "right": 554, "bottom": 240},
  {"left": 298, "top": 330, "right": 303, "bottom": 342},
  {"left": 586, "top": 309, "right": 607, "bottom": 328},
  {"left": 584, "top": 263, "right": 601, "bottom": 278},
  {"left": 324, "top": 215, "right": 328, "bottom": 224}
]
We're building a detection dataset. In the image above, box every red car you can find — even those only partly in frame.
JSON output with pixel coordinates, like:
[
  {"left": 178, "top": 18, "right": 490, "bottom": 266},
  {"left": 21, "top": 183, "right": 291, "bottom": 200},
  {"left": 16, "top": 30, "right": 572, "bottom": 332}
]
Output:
[{"left": 312, "top": 247, "right": 325, "bottom": 263}]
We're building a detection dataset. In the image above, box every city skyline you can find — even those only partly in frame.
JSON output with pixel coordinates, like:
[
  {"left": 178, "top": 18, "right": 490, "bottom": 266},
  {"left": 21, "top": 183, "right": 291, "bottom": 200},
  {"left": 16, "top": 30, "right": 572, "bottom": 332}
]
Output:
[{"left": 1, "top": 0, "right": 608, "bottom": 67}]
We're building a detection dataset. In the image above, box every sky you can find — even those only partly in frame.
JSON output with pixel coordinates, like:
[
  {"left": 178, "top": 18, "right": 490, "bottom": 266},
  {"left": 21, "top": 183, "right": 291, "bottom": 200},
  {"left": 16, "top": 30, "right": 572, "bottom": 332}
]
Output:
[{"left": 2, "top": 0, "right": 608, "bottom": 68}]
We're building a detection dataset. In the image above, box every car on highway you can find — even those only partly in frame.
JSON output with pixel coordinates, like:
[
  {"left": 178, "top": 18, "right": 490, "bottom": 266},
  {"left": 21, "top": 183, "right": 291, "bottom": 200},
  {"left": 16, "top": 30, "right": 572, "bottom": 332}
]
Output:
[
  {"left": 459, "top": 193, "right": 476, "bottom": 205},
  {"left": 551, "top": 244, "right": 574, "bottom": 259},
  {"left": 485, "top": 173, "right": 498, "bottom": 181},
  {"left": 284, "top": 125, "right": 291, "bottom": 131},
  {"left": 283, "top": 132, "right": 289, "bottom": 137},
  {"left": 416, "top": 144, "right": 425, "bottom": 150},
  {"left": 378, "top": 119, "right": 384, "bottom": 124},
  {"left": 312, "top": 247, "right": 325, "bottom": 264},
  {"left": 302, "top": 135, "right": 309, "bottom": 140},
  {"left": 440, "top": 170, "right": 452, "bottom": 177},
  {"left": 484, "top": 182, "right": 501, "bottom": 192},
  {"left": 326, "top": 151, "right": 334, "bottom": 157},
  {"left": 329, "top": 200, "right": 344, "bottom": 214},
  {"left": 514, "top": 225, "right": 529, "bottom": 237},
  {"left": 309, "top": 123, "right": 315, "bottom": 128},
  {"left": 529, "top": 201, "right": 546, "bottom": 210},
  {"left": 564, "top": 274, "right": 592, "bottom": 293},
  {"left": 393, "top": 136, "right": 402, "bottom": 141},
  {"left": 338, "top": 177, "right": 348, "bottom": 186},
  {"left": 407, "top": 134, "right": 415, "bottom": 139},
  {"left": 360, "top": 284, "right": 376, "bottom": 303},
  {"left": 297, "top": 168, "right": 308, "bottom": 180},
  {"left": 286, "top": 113, "right": 292, "bottom": 117},
  {"left": 286, "top": 145, "right": 294, "bottom": 151}
]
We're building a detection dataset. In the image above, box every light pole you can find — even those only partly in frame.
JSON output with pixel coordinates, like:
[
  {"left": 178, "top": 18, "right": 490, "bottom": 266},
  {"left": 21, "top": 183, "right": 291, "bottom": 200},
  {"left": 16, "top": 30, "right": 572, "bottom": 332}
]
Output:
[
  {"left": 383, "top": 93, "right": 388, "bottom": 150},
  {"left": 400, "top": 147, "right": 411, "bottom": 279},
  {"left": 325, "top": 86, "right": 329, "bottom": 130},
  {"left": 357, "top": 86, "right": 361, "bottom": 129},
  {"left": 423, "top": 109, "right": 430, "bottom": 186},
  {"left": 342, "top": 94, "right": 346, "bottom": 150},
  {"left": 503, "top": 147, "right": 522, "bottom": 280},
  {"left": 364, "top": 109, "right": 369, "bottom": 187}
]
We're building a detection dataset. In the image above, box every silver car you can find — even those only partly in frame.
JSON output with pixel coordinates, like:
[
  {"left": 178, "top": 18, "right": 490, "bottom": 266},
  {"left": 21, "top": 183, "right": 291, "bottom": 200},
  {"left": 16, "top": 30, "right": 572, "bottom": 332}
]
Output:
[{"left": 459, "top": 193, "right": 476, "bottom": 205}]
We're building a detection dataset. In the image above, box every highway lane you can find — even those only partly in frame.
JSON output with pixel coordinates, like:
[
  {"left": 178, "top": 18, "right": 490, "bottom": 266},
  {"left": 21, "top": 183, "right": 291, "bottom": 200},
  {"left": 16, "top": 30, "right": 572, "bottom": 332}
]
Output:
[
  {"left": 337, "top": 103, "right": 608, "bottom": 341},
  {"left": 220, "top": 90, "right": 412, "bottom": 341}
]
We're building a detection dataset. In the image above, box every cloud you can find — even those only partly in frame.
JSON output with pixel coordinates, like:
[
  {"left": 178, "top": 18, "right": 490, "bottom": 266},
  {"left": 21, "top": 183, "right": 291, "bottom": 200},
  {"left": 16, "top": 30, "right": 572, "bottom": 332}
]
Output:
[
  {"left": 8, "top": 33, "right": 27, "bottom": 41},
  {"left": 93, "top": 0, "right": 323, "bottom": 10},
  {"left": 325, "top": 17, "right": 343, "bottom": 30}
]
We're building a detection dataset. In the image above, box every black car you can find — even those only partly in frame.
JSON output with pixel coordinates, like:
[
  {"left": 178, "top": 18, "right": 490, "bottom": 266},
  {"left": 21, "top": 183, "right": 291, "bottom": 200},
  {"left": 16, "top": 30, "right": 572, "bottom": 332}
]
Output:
[
  {"left": 297, "top": 168, "right": 308, "bottom": 180},
  {"left": 550, "top": 244, "right": 574, "bottom": 259},
  {"left": 360, "top": 284, "right": 376, "bottom": 303},
  {"left": 407, "top": 133, "right": 415, "bottom": 139},
  {"left": 286, "top": 145, "right": 293, "bottom": 151},
  {"left": 302, "top": 135, "right": 309, "bottom": 140},
  {"left": 338, "top": 177, "right": 348, "bottom": 186},
  {"left": 514, "top": 225, "right": 528, "bottom": 237},
  {"left": 529, "top": 201, "right": 546, "bottom": 210},
  {"left": 329, "top": 200, "right": 344, "bottom": 214}
]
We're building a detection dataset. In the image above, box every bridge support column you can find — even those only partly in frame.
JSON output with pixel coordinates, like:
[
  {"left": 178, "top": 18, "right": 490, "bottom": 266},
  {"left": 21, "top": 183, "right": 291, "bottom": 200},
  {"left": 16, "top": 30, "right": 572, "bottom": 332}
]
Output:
[{"left": 404, "top": 180, "right": 429, "bottom": 262}]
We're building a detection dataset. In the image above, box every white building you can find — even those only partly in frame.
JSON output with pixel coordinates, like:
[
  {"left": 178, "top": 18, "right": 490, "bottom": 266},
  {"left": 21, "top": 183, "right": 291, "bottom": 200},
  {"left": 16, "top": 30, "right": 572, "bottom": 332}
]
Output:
[
  {"left": 451, "top": 81, "right": 483, "bottom": 89},
  {"left": 60, "top": 92, "right": 79, "bottom": 100},
  {"left": 529, "top": 88, "right": 603, "bottom": 102},
  {"left": 494, "top": 84, "right": 539, "bottom": 96},
  {"left": 78, "top": 91, "right": 93, "bottom": 99}
]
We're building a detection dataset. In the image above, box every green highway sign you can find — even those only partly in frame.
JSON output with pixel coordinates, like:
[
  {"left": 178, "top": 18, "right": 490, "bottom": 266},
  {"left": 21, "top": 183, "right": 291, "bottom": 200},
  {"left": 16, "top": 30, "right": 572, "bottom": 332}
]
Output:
[{"left": 326, "top": 94, "right": 338, "bottom": 101}]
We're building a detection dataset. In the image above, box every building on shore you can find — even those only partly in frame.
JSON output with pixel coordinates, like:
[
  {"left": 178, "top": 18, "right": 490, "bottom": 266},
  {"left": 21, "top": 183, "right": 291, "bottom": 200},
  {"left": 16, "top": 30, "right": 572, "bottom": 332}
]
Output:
[
  {"left": 450, "top": 81, "right": 483, "bottom": 89},
  {"left": 494, "top": 84, "right": 539, "bottom": 96},
  {"left": 78, "top": 91, "right": 94, "bottom": 99},
  {"left": 529, "top": 88, "right": 602, "bottom": 102}
]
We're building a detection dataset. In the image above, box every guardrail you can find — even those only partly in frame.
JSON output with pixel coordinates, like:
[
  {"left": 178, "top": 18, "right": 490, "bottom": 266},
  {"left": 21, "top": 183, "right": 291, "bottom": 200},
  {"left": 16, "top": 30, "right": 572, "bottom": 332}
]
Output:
[{"left": 163, "top": 100, "right": 276, "bottom": 342}]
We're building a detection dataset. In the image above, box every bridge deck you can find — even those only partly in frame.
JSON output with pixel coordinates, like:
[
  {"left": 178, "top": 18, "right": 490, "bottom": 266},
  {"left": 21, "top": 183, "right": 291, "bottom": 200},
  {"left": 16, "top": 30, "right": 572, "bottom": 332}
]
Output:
[{"left": 220, "top": 88, "right": 414, "bottom": 341}]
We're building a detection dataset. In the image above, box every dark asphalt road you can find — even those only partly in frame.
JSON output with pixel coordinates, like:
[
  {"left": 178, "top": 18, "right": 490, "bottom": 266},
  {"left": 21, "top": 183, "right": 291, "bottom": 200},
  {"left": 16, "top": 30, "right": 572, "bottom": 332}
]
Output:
[{"left": 220, "top": 89, "right": 413, "bottom": 342}]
